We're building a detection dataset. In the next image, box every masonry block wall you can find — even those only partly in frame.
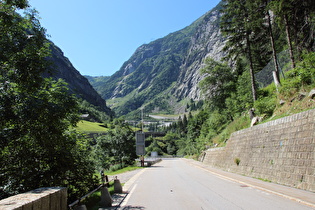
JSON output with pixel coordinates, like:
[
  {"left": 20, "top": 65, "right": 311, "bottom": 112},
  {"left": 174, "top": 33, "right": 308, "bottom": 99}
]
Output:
[
  {"left": 0, "top": 187, "right": 67, "bottom": 210},
  {"left": 202, "top": 109, "right": 315, "bottom": 192}
]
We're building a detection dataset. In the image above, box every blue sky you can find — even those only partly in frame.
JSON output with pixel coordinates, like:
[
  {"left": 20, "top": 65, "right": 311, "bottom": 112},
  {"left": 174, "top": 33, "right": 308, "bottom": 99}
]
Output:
[{"left": 28, "top": 0, "right": 221, "bottom": 76}]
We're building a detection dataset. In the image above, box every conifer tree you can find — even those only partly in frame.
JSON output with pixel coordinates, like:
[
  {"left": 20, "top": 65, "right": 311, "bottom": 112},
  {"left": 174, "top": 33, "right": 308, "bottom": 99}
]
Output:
[
  {"left": 220, "top": 0, "right": 263, "bottom": 102},
  {"left": 269, "top": 0, "right": 315, "bottom": 69},
  {"left": 269, "top": 0, "right": 296, "bottom": 69}
]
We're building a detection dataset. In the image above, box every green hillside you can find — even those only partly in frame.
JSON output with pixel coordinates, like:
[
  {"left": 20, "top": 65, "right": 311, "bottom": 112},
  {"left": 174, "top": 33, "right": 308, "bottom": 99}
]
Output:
[{"left": 75, "top": 120, "right": 108, "bottom": 133}]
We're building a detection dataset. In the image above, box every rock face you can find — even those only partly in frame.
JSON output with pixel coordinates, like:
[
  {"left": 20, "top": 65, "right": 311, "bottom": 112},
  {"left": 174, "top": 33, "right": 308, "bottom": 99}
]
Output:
[
  {"left": 173, "top": 8, "right": 225, "bottom": 100},
  {"left": 46, "top": 42, "right": 112, "bottom": 115},
  {"left": 92, "top": 2, "right": 226, "bottom": 116}
]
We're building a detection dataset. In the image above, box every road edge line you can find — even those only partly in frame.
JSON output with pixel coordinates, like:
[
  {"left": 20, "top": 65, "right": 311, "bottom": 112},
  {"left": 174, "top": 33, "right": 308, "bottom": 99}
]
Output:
[
  {"left": 119, "top": 168, "right": 147, "bottom": 207},
  {"left": 184, "top": 159, "right": 315, "bottom": 209}
]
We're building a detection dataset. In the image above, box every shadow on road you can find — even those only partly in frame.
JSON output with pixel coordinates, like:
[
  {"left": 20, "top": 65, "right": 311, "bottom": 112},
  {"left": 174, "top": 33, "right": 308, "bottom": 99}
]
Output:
[
  {"left": 147, "top": 165, "right": 164, "bottom": 168},
  {"left": 121, "top": 205, "right": 145, "bottom": 209}
]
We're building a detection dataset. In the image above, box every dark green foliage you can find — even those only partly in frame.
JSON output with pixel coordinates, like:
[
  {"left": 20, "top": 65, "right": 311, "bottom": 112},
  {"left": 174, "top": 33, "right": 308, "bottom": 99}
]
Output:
[
  {"left": 221, "top": 0, "right": 269, "bottom": 101},
  {"left": 79, "top": 100, "right": 111, "bottom": 122},
  {"left": 145, "top": 137, "right": 163, "bottom": 156},
  {"left": 0, "top": 2, "right": 96, "bottom": 202},
  {"left": 93, "top": 119, "right": 137, "bottom": 170},
  {"left": 163, "top": 133, "right": 179, "bottom": 155},
  {"left": 199, "top": 58, "right": 237, "bottom": 111},
  {"left": 269, "top": 0, "right": 315, "bottom": 57},
  {"left": 285, "top": 52, "right": 315, "bottom": 86},
  {"left": 279, "top": 52, "right": 315, "bottom": 98},
  {"left": 254, "top": 84, "right": 277, "bottom": 117},
  {"left": 225, "top": 70, "right": 254, "bottom": 117}
]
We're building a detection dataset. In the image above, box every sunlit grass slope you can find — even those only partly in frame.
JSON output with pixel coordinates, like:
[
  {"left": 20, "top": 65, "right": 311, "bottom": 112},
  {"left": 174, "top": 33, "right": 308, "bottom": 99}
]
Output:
[{"left": 75, "top": 120, "right": 108, "bottom": 133}]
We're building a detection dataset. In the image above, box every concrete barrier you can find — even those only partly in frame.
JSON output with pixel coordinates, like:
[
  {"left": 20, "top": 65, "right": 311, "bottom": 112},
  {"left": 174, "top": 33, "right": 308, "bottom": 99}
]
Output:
[{"left": 0, "top": 187, "right": 67, "bottom": 210}]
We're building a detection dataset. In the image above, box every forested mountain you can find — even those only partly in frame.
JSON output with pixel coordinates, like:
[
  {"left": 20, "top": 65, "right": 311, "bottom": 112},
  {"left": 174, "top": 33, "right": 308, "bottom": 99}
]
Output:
[{"left": 87, "top": 2, "right": 226, "bottom": 116}]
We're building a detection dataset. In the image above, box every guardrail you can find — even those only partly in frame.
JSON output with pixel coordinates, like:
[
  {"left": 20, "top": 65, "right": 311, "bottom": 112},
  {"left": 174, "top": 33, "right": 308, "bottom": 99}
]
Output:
[{"left": 68, "top": 174, "right": 114, "bottom": 210}]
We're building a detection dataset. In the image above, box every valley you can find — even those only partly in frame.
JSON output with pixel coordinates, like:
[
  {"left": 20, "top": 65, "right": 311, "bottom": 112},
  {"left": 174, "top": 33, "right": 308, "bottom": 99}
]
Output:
[{"left": 1, "top": 0, "right": 315, "bottom": 207}]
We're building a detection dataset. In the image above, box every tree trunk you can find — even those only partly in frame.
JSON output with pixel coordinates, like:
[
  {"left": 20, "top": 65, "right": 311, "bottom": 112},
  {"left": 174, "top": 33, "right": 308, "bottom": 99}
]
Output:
[
  {"left": 246, "top": 33, "right": 257, "bottom": 102},
  {"left": 267, "top": 9, "right": 281, "bottom": 88},
  {"left": 284, "top": 14, "right": 296, "bottom": 69}
]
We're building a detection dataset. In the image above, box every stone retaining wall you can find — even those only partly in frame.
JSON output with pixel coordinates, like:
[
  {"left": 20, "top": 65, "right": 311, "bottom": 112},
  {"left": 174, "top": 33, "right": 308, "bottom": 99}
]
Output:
[
  {"left": 202, "top": 109, "right": 315, "bottom": 192},
  {"left": 0, "top": 187, "right": 67, "bottom": 210}
]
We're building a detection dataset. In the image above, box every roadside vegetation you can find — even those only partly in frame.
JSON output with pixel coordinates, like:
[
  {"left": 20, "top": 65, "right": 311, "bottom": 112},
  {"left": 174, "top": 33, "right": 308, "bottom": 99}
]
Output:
[{"left": 0, "top": 1, "right": 136, "bottom": 204}]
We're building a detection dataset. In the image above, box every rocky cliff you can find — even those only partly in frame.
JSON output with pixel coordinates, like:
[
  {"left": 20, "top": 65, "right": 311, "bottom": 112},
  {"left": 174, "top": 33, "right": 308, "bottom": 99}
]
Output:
[
  {"left": 46, "top": 42, "right": 112, "bottom": 115},
  {"left": 89, "top": 2, "right": 225, "bottom": 116},
  {"left": 172, "top": 7, "right": 225, "bottom": 100}
]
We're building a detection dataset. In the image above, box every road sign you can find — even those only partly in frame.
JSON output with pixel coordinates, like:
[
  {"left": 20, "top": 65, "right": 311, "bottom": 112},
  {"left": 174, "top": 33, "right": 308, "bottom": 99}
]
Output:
[
  {"left": 136, "top": 132, "right": 145, "bottom": 145},
  {"left": 136, "top": 132, "right": 145, "bottom": 155},
  {"left": 136, "top": 145, "right": 145, "bottom": 156}
]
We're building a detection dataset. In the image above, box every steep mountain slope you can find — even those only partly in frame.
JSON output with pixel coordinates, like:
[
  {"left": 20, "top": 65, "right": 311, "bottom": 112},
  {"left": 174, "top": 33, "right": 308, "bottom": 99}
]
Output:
[
  {"left": 46, "top": 42, "right": 112, "bottom": 115},
  {"left": 85, "top": 75, "right": 111, "bottom": 91},
  {"left": 89, "top": 2, "right": 225, "bottom": 116}
]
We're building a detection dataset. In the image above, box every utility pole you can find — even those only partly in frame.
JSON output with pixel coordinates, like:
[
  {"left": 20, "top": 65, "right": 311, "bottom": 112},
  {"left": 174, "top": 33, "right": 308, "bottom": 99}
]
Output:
[{"left": 141, "top": 107, "right": 144, "bottom": 131}]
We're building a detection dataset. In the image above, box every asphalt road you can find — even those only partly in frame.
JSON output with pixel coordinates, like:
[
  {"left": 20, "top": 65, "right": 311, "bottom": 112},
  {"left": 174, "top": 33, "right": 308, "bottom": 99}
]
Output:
[{"left": 119, "top": 159, "right": 314, "bottom": 210}]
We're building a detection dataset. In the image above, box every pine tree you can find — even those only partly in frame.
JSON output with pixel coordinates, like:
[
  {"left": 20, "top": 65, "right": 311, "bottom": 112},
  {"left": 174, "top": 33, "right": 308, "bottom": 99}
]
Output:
[
  {"left": 221, "top": 0, "right": 264, "bottom": 102},
  {"left": 269, "top": 0, "right": 315, "bottom": 69},
  {"left": 257, "top": 0, "right": 282, "bottom": 87},
  {"left": 269, "top": 0, "right": 296, "bottom": 69}
]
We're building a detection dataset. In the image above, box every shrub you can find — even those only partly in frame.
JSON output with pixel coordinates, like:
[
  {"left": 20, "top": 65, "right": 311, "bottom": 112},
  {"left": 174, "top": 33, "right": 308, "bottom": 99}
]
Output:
[
  {"left": 254, "top": 97, "right": 276, "bottom": 117},
  {"left": 280, "top": 52, "right": 315, "bottom": 97},
  {"left": 234, "top": 158, "right": 241, "bottom": 166},
  {"left": 109, "top": 163, "right": 125, "bottom": 172}
]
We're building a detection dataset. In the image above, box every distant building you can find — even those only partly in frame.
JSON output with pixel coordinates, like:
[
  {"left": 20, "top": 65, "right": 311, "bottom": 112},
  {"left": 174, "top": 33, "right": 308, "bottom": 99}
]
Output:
[{"left": 80, "top": 114, "right": 90, "bottom": 119}]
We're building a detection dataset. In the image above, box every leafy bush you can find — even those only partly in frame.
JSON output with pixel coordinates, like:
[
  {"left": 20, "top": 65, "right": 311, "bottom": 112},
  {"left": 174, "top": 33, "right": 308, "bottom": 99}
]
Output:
[
  {"left": 109, "top": 163, "right": 125, "bottom": 172},
  {"left": 254, "top": 97, "right": 276, "bottom": 117},
  {"left": 145, "top": 137, "right": 163, "bottom": 156},
  {"left": 92, "top": 120, "right": 137, "bottom": 171},
  {"left": 280, "top": 52, "right": 315, "bottom": 97},
  {"left": 234, "top": 158, "right": 241, "bottom": 166}
]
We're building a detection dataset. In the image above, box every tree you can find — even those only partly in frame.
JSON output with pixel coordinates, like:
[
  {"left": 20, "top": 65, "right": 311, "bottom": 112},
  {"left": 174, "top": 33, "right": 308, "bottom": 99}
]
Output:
[
  {"left": 269, "top": 0, "right": 296, "bottom": 69},
  {"left": 269, "top": 0, "right": 315, "bottom": 69},
  {"left": 95, "top": 119, "right": 137, "bottom": 169},
  {"left": 263, "top": 0, "right": 281, "bottom": 87},
  {"left": 0, "top": 1, "right": 95, "bottom": 201},
  {"left": 199, "top": 58, "right": 236, "bottom": 110},
  {"left": 145, "top": 137, "right": 163, "bottom": 156},
  {"left": 221, "top": 0, "right": 256, "bottom": 101},
  {"left": 163, "top": 132, "right": 179, "bottom": 155},
  {"left": 221, "top": 0, "right": 271, "bottom": 102}
]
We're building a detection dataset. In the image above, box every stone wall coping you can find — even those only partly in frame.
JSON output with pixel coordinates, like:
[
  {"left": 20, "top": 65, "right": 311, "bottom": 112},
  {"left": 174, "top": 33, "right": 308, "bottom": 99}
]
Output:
[
  {"left": 232, "top": 109, "right": 314, "bottom": 137},
  {"left": 0, "top": 187, "right": 66, "bottom": 210}
]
